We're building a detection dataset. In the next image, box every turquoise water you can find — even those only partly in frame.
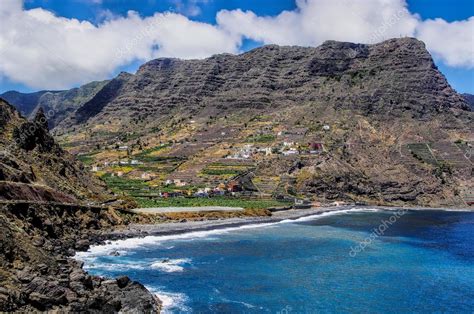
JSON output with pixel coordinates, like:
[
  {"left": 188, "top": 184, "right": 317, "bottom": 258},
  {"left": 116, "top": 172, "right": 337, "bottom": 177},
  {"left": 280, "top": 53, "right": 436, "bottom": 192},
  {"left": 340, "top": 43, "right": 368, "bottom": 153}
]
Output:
[{"left": 78, "top": 208, "right": 474, "bottom": 313}]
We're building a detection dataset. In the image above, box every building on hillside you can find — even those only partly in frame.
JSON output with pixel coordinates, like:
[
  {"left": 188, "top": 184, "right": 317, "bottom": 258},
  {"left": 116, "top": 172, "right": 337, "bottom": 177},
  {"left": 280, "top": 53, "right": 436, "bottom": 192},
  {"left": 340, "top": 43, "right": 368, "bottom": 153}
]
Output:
[
  {"left": 282, "top": 148, "right": 298, "bottom": 156},
  {"left": 141, "top": 172, "right": 157, "bottom": 181},
  {"left": 227, "top": 144, "right": 255, "bottom": 159},
  {"left": 213, "top": 186, "right": 226, "bottom": 196},
  {"left": 227, "top": 180, "right": 242, "bottom": 192},
  {"left": 174, "top": 179, "right": 187, "bottom": 187},
  {"left": 131, "top": 159, "right": 141, "bottom": 165},
  {"left": 91, "top": 165, "right": 101, "bottom": 172},
  {"left": 118, "top": 145, "right": 129, "bottom": 151},
  {"left": 309, "top": 142, "right": 324, "bottom": 154}
]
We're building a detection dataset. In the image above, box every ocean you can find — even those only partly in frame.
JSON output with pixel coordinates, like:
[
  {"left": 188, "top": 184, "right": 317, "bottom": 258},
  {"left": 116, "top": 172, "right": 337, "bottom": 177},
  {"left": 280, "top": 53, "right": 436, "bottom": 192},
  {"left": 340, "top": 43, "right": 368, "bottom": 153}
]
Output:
[{"left": 76, "top": 208, "right": 474, "bottom": 313}]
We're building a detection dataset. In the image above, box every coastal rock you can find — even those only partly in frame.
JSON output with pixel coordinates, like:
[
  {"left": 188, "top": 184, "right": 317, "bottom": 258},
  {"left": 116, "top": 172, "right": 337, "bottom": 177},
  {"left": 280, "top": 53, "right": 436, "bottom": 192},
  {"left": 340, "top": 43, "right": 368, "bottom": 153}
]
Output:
[{"left": 116, "top": 276, "right": 130, "bottom": 288}]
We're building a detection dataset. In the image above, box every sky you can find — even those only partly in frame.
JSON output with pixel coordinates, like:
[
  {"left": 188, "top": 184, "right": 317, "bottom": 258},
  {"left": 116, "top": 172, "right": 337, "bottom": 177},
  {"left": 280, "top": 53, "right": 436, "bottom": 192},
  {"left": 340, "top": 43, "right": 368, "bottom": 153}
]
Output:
[{"left": 0, "top": 0, "right": 473, "bottom": 94}]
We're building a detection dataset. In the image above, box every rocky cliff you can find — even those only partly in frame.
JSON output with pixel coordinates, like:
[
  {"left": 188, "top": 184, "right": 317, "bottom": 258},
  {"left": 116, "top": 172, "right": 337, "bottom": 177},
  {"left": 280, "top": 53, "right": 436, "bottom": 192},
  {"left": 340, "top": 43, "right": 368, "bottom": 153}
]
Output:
[
  {"left": 0, "top": 101, "right": 161, "bottom": 312},
  {"left": 55, "top": 38, "right": 469, "bottom": 131},
  {"left": 0, "top": 99, "right": 112, "bottom": 203},
  {"left": 462, "top": 93, "right": 474, "bottom": 111},
  {"left": 4, "top": 38, "right": 472, "bottom": 207}
]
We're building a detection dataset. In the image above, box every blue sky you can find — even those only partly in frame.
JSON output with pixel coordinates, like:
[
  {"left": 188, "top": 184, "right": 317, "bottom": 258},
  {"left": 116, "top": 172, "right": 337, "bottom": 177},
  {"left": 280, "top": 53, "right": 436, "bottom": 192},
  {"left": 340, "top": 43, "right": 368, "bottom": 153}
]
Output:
[{"left": 1, "top": 0, "right": 473, "bottom": 94}]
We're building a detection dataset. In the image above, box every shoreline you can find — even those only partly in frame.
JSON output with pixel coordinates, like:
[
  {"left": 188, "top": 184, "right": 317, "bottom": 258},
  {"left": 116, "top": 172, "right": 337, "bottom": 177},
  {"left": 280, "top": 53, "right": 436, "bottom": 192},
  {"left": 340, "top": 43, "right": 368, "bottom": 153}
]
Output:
[
  {"left": 99, "top": 205, "right": 473, "bottom": 244},
  {"left": 77, "top": 205, "right": 473, "bottom": 312}
]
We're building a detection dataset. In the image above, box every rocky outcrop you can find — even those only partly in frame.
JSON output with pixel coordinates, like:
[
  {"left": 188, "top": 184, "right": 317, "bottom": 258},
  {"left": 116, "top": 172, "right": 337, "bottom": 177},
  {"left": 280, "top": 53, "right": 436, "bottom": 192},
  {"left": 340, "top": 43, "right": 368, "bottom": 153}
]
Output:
[
  {"left": 0, "top": 99, "right": 112, "bottom": 203},
  {"left": 0, "top": 203, "right": 161, "bottom": 313},
  {"left": 0, "top": 99, "right": 161, "bottom": 312}
]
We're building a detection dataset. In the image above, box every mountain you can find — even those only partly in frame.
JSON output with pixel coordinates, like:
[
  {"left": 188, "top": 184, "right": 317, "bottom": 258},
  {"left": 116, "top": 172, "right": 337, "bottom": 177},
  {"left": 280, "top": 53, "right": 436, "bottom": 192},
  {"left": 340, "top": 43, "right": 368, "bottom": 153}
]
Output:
[
  {"left": 1, "top": 80, "right": 108, "bottom": 128},
  {"left": 55, "top": 38, "right": 469, "bottom": 133},
  {"left": 462, "top": 93, "right": 474, "bottom": 110},
  {"left": 0, "top": 99, "right": 161, "bottom": 312},
  {"left": 0, "top": 90, "right": 59, "bottom": 117},
  {"left": 6, "top": 37, "right": 474, "bottom": 207}
]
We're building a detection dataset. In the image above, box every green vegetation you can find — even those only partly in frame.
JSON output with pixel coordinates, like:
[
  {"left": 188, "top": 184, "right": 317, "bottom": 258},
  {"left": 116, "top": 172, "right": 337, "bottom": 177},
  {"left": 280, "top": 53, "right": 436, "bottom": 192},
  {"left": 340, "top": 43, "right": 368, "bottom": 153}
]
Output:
[
  {"left": 134, "top": 144, "right": 171, "bottom": 159},
  {"left": 407, "top": 143, "right": 438, "bottom": 165},
  {"left": 247, "top": 134, "right": 275, "bottom": 143},
  {"left": 101, "top": 174, "right": 153, "bottom": 196},
  {"left": 136, "top": 196, "right": 291, "bottom": 209},
  {"left": 77, "top": 154, "right": 95, "bottom": 165}
]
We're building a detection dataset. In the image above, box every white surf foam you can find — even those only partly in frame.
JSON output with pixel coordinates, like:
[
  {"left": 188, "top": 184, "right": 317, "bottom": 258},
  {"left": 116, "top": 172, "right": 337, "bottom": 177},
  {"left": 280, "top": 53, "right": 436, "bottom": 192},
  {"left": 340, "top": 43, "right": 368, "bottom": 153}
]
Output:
[
  {"left": 150, "top": 258, "right": 191, "bottom": 273},
  {"left": 145, "top": 287, "right": 190, "bottom": 313},
  {"left": 76, "top": 207, "right": 390, "bottom": 260}
]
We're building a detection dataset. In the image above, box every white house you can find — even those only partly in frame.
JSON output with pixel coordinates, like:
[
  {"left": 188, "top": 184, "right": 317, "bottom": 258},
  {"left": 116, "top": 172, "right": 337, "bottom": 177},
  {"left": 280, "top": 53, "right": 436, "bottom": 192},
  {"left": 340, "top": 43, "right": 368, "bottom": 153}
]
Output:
[{"left": 282, "top": 148, "right": 298, "bottom": 156}]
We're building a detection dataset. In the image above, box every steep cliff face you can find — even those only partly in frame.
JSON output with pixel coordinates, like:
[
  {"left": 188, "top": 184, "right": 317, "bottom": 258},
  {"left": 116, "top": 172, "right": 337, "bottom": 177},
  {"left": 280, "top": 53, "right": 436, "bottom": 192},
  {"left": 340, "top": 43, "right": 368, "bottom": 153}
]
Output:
[
  {"left": 0, "top": 100, "right": 161, "bottom": 312},
  {"left": 55, "top": 38, "right": 469, "bottom": 131},
  {"left": 0, "top": 203, "right": 161, "bottom": 313},
  {"left": 0, "top": 99, "right": 111, "bottom": 203}
]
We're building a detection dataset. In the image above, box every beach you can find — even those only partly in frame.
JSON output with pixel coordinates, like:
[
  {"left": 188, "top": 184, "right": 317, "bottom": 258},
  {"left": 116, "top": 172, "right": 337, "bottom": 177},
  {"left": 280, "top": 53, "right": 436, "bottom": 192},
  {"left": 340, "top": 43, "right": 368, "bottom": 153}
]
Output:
[
  {"left": 77, "top": 207, "right": 474, "bottom": 313},
  {"left": 105, "top": 206, "right": 347, "bottom": 239}
]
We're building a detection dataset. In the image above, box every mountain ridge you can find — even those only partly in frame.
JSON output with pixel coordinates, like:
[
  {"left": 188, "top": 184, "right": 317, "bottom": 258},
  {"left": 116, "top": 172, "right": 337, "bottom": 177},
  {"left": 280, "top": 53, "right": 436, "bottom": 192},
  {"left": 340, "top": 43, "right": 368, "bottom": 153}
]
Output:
[{"left": 3, "top": 37, "right": 473, "bottom": 207}]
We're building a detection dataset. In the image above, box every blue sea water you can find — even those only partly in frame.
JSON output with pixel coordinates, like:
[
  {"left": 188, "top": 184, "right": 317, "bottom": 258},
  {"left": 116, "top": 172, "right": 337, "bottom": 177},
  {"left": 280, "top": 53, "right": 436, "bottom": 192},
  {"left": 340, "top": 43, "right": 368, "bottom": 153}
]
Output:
[{"left": 78, "top": 208, "right": 474, "bottom": 313}]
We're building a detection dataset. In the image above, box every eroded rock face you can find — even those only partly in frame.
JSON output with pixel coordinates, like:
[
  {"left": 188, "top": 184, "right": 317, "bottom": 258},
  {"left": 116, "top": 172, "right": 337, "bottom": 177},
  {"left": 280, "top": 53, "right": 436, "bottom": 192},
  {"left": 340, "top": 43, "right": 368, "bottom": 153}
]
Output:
[
  {"left": 54, "top": 38, "right": 469, "bottom": 131},
  {"left": 13, "top": 108, "right": 56, "bottom": 152},
  {"left": 0, "top": 99, "right": 112, "bottom": 203},
  {"left": 0, "top": 203, "right": 161, "bottom": 313}
]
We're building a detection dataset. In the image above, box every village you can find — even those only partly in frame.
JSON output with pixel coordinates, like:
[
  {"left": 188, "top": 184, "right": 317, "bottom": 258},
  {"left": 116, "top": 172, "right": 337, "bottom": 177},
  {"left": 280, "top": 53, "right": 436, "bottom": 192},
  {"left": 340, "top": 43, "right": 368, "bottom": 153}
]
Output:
[
  {"left": 78, "top": 122, "right": 334, "bottom": 208},
  {"left": 73, "top": 116, "right": 473, "bottom": 209}
]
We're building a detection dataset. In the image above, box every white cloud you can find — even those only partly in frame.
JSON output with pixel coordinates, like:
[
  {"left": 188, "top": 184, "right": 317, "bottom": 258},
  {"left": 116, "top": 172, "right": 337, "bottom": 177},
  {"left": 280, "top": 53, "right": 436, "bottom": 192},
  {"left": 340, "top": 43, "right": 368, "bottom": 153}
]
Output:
[
  {"left": 216, "top": 0, "right": 419, "bottom": 46},
  {"left": 216, "top": 0, "right": 472, "bottom": 68},
  {"left": 0, "top": 0, "right": 472, "bottom": 90},
  {"left": 0, "top": 0, "right": 240, "bottom": 89},
  {"left": 416, "top": 17, "right": 474, "bottom": 68}
]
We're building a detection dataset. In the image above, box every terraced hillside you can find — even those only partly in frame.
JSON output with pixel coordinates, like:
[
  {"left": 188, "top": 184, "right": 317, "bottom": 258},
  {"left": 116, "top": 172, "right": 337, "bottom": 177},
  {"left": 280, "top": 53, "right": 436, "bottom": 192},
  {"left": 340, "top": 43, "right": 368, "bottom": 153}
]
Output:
[{"left": 5, "top": 38, "right": 473, "bottom": 207}]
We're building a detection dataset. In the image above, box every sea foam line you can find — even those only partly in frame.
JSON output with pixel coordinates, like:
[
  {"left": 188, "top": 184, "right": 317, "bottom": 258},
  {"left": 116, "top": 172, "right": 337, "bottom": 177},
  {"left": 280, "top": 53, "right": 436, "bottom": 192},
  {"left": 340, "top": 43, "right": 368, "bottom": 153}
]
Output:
[{"left": 76, "top": 207, "right": 380, "bottom": 259}]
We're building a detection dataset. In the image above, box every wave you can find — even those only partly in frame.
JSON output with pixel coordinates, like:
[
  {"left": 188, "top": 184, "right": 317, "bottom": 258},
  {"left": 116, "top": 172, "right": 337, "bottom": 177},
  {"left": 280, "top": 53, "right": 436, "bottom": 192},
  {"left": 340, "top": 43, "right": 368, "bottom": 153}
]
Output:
[
  {"left": 150, "top": 258, "right": 191, "bottom": 273},
  {"left": 146, "top": 286, "right": 190, "bottom": 313},
  {"left": 278, "top": 207, "right": 383, "bottom": 223}
]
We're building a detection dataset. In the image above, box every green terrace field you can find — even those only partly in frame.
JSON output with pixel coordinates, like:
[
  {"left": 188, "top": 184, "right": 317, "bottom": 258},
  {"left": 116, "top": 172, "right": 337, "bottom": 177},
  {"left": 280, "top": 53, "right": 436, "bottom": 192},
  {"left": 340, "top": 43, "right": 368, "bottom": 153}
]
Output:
[
  {"left": 136, "top": 196, "right": 292, "bottom": 209},
  {"left": 134, "top": 144, "right": 171, "bottom": 161},
  {"left": 101, "top": 174, "right": 155, "bottom": 197},
  {"left": 246, "top": 134, "right": 276, "bottom": 143}
]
